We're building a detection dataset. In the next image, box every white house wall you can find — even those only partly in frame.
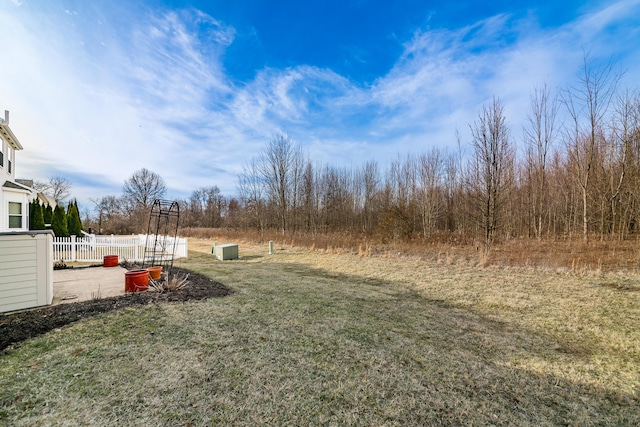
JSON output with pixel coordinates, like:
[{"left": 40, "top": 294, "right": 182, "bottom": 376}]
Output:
[
  {"left": 0, "top": 135, "right": 15, "bottom": 181},
  {"left": 0, "top": 188, "right": 30, "bottom": 232},
  {"left": 0, "top": 126, "right": 33, "bottom": 232}
]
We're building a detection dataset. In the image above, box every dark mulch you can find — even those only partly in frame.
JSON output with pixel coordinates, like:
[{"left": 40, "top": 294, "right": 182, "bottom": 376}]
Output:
[{"left": 0, "top": 267, "right": 233, "bottom": 352}]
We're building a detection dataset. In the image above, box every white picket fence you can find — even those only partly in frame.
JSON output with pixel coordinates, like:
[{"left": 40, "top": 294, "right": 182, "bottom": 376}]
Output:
[{"left": 52, "top": 234, "right": 188, "bottom": 263}]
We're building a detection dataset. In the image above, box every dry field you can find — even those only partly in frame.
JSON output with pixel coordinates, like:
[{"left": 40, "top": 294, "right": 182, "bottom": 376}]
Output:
[{"left": 1, "top": 237, "right": 639, "bottom": 425}]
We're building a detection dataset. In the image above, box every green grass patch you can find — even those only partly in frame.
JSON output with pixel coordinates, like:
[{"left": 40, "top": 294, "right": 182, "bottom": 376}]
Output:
[{"left": 1, "top": 240, "right": 639, "bottom": 425}]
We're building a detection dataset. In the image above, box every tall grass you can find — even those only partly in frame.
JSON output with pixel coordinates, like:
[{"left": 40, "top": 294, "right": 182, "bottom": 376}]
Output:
[{"left": 182, "top": 227, "right": 640, "bottom": 272}]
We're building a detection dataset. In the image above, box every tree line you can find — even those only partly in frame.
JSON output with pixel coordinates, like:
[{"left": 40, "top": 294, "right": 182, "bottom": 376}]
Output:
[
  {"left": 230, "top": 56, "right": 638, "bottom": 249},
  {"left": 81, "top": 54, "right": 640, "bottom": 252}
]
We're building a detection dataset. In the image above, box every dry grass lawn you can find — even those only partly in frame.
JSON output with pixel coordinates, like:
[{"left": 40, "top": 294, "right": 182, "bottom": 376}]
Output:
[{"left": 1, "top": 238, "right": 639, "bottom": 425}]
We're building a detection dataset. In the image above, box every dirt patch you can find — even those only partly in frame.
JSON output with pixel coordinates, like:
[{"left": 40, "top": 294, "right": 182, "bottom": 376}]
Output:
[{"left": 0, "top": 267, "right": 232, "bottom": 352}]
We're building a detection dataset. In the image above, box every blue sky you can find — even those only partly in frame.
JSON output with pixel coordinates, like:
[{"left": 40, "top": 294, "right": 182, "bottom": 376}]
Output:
[{"left": 1, "top": 0, "right": 639, "bottom": 209}]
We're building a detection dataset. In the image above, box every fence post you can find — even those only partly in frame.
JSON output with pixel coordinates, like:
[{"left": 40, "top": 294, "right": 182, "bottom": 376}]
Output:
[{"left": 70, "top": 235, "right": 77, "bottom": 262}]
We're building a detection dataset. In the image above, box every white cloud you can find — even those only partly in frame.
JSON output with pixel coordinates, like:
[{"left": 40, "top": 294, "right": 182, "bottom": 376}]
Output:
[
  {"left": 0, "top": 0, "right": 639, "bottom": 208},
  {"left": 349, "top": 0, "right": 640, "bottom": 154},
  {"left": 0, "top": 3, "right": 242, "bottom": 202}
]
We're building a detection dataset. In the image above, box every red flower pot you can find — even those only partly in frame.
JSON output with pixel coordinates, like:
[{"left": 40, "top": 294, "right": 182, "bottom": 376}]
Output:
[
  {"left": 147, "top": 266, "right": 163, "bottom": 280},
  {"left": 103, "top": 255, "right": 119, "bottom": 267},
  {"left": 124, "top": 269, "right": 149, "bottom": 292}
]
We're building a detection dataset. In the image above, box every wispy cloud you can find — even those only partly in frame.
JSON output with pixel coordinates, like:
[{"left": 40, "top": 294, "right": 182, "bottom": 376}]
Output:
[
  {"left": 0, "top": 3, "right": 240, "bottom": 199},
  {"left": 0, "top": 0, "right": 638, "bottom": 206}
]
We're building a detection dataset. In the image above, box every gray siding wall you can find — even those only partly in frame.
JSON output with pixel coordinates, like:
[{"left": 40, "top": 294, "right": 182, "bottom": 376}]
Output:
[{"left": 0, "top": 231, "right": 53, "bottom": 313}]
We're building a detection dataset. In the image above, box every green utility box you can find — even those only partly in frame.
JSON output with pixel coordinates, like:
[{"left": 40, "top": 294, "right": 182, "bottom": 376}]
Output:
[{"left": 215, "top": 243, "right": 239, "bottom": 260}]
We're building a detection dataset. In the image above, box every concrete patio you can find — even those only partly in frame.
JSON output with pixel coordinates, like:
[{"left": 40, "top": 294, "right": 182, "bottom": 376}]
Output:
[{"left": 53, "top": 266, "right": 129, "bottom": 305}]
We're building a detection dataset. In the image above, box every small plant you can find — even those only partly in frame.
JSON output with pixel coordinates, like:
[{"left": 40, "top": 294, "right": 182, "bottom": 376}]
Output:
[
  {"left": 149, "top": 272, "right": 190, "bottom": 293},
  {"left": 53, "top": 260, "right": 68, "bottom": 270},
  {"left": 91, "top": 285, "right": 102, "bottom": 300}
]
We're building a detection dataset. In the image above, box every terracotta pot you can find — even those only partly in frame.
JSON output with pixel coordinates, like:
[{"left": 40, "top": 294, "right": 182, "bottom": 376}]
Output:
[
  {"left": 103, "top": 255, "right": 119, "bottom": 267},
  {"left": 124, "top": 269, "right": 149, "bottom": 292},
  {"left": 147, "top": 266, "right": 163, "bottom": 280}
]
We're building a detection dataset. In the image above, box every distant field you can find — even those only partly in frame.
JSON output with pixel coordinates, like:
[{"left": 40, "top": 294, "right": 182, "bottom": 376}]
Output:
[
  {"left": 1, "top": 238, "right": 638, "bottom": 425},
  {"left": 182, "top": 227, "right": 640, "bottom": 272}
]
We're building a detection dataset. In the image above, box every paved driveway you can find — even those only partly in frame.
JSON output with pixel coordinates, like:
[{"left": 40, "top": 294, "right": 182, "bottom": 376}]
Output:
[{"left": 53, "top": 266, "right": 128, "bottom": 305}]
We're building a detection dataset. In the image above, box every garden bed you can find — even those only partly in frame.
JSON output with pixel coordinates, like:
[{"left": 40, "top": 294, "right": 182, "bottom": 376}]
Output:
[{"left": 0, "top": 267, "right": 232, "bottom": 352}]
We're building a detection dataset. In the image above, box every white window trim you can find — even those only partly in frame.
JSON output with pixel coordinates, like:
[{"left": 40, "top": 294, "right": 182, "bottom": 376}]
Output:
[{"left": 8, "top": 201, "right": 24, "bottom": 229}]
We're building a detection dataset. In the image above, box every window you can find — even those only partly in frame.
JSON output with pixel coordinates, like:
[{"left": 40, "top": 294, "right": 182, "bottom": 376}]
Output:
[
  {"left": 8, "top": 202, "right": 22, "bottom": 228},
  {"left": 0, "top": 146, "right": 3, "bottom": 167}
]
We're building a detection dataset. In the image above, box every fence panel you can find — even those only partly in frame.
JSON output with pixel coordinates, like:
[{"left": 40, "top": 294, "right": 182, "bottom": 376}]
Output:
[{"left": 52, "top": 234, "right": 188, "bottom": 263}]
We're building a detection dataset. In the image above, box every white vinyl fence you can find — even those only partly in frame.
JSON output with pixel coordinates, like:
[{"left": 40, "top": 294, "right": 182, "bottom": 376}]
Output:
[{"left": 52, "top": 234, "right": 188, "bottom": 263}]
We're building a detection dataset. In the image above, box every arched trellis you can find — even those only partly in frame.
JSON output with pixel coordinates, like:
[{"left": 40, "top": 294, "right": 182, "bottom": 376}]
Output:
[{"left": 143, "top": 199, "right": 180, "bottom": 276}]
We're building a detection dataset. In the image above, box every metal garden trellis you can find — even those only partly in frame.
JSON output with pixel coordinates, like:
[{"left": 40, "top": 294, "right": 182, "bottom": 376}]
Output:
[{"left": 143, "top": 199, "right": 180, "bottom": 276}]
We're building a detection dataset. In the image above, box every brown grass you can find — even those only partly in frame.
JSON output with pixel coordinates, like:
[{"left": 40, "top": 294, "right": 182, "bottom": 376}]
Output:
[
  {"left": 181, "top": 227, "right": 640, "bottom": 272},
  {"left": 1, "top": 236, "right": 638, "bottom": 425}
]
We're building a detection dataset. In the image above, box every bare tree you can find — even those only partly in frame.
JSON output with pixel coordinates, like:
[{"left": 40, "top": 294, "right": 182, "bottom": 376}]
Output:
[
  {"left": 33, "top": 175, "right": 72, "bottom": 203},
  {"left": 90, "top": 197, "right": 107, "bottom": 234},
  {"left": 31, "top": 180, "right": 49, "bottom": 192},
  {"left": 601, "top": 90, "right": 638, "bottom": 238},
  {"left": 468, "top": 97, "right": 514, "bottom": 254},
  {"left": 444, "top": 135, "right": 462, "bottom": 233},
  {"left": 380, "top": 155, "right": 417, "bottom": 241},
  {"left": 364, "top": 160, "right": 380, "bottom": 233},
  {"left": 524, "top": 83, "right": 559, "bottom": 239},
  {"left": 122, "top": 168, "right": 167, "bottom": 210},
  {"left": 187, "top": 186, "right": 225, "bottom": 228},
  {"left": 258, "top": 134, "right": 302, "bottom": 235},
  {"left": 418, "top": 148, "right": 445, "bottom": 238},
  {"left": 318, "top": 165, "right": 354, "bottom": 232},
  {"left": 300, "top": 161, "right": 318, "bottom": 234},
  {"left": 90, "top": 195, "right": 127, "bottom": 234},
  {"left": 120, "top": 168, "right": 167, "bottom": 233},
  {"left": 561, "top": 53, "right": 621, "bottom": 242},
  {"left": 237, "top": 158, "right": 267, "bottom": 236},
  {"left": 287, "top": 147, "right": 306, "bottom": 233}
]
